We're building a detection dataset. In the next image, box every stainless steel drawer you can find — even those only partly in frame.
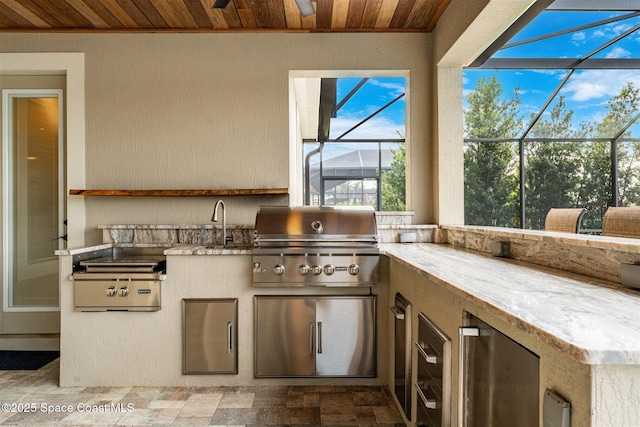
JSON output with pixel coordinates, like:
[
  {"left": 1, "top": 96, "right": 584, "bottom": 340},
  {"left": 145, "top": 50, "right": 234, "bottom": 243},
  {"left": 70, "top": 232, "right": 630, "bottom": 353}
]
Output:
[
  {"left": 416, "top": 381, "right": 442, "bottom": 427},
  {"left": 416, "top": 312, "right": 451, "bottom": 427},
  {"left": 416, "top": 340, "right": 444, "bottom": 396}
]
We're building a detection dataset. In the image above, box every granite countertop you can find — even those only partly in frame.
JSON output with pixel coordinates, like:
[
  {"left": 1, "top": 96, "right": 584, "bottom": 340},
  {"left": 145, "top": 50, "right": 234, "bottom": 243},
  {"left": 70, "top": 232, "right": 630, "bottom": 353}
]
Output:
[{"left": 381, "top": 243, "right": 640, "bottom": 366}]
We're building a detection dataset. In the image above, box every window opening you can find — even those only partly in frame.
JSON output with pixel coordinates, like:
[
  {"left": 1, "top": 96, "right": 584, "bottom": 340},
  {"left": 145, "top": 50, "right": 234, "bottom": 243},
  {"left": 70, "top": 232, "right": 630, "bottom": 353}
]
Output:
[
  {"left": 464, "top": 3, "right": 640, "bottom": 231},
  {"left": 299, "top": 76, "right": 406, "bottom": 210}
]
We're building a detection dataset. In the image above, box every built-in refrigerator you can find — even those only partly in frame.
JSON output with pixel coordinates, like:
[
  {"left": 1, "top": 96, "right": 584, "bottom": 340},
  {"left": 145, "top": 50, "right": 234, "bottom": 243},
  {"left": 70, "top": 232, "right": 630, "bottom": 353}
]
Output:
[{"left": 459, "top": 312, "right": 540, "bottom": 427}]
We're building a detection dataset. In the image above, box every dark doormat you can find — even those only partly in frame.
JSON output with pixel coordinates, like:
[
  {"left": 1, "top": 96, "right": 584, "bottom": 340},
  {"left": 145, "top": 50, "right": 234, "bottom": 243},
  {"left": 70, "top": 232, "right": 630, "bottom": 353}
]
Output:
[{"left": 0, "top": 350, "right": 60, "bottom": 370}]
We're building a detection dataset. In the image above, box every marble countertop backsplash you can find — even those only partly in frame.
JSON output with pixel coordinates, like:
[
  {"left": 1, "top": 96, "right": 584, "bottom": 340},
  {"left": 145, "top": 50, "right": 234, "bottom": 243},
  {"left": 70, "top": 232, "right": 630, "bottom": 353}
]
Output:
[
  {"left": 442, "top": 225, "right": 640, "bottom": 285},
  {"left": 99, "top": 224, "right": 254, "bottom": 247}
]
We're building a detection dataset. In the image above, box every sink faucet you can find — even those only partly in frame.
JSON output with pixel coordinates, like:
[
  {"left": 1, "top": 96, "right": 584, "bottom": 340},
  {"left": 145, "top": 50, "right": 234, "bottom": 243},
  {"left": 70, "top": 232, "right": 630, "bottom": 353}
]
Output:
[{"left": 211, "top": 200, "right": 232, "bottom": 247}]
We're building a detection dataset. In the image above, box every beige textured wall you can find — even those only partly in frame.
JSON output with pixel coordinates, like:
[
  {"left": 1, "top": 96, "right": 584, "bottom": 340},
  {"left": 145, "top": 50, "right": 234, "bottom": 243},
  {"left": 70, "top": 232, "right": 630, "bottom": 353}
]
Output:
[{"left": 0, "top": 33, "right": 431, "bottom": 243}]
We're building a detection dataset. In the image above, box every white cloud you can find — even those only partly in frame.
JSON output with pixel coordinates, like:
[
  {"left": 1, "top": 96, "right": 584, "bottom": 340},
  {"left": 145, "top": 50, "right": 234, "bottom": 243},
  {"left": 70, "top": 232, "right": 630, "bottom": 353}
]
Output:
[
  {"left": 561, "top": 70, "right": 640, "bottom": 102},
  {"left": 606, "top": 46, "right": 630, "bottom": 58},
  {"left": 572, "top": 32, "right": 586, "bottom": 41},
  {"left": 329, "top": 115, "right": 404, "bottom": 139},
  {"left": 367, "top": 79, "right": 405, "bottom": 97},
  {"left": 593, "top": 22, "right": 632, "bottom": 38}
]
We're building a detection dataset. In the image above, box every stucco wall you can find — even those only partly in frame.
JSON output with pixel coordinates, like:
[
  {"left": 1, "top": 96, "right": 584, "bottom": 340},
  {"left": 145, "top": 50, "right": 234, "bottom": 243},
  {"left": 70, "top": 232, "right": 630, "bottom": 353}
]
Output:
[{"left": 0, "top": 33, "right": 431, "bottom": 243}]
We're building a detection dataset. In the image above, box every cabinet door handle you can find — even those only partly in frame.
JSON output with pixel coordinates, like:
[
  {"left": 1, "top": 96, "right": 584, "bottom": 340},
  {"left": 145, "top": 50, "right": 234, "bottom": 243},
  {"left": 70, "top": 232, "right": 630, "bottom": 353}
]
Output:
[
  {"left": 309, "top": 322, "right": 314, "bottom": 355},
  {"left": 390, "top": 305, "right": 405, "bottom": 319},
  {"left": 317, "top": 322, "right": 323, "bottom": 354},
  {"left": 227, "top": 321, "right": 233, "bottom": 354}
]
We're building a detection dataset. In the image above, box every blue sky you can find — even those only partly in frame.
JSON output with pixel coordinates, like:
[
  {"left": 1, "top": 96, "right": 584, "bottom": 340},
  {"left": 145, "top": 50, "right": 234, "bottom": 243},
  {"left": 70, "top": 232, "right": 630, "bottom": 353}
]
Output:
[{"left": 328, "top": 77, "right": 406, "bottom": 141}]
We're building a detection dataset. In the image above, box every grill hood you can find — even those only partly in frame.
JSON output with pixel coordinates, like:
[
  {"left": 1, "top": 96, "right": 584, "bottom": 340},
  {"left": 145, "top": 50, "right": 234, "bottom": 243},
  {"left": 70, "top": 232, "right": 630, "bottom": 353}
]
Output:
[{"left": 254, "top": 206, "right": 379, "bottom": 246}]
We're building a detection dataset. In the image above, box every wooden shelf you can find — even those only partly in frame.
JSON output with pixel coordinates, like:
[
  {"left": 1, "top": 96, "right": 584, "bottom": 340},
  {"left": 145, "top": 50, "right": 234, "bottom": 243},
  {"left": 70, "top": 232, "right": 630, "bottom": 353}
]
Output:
[{"left": 69, "top": 188, "right": 289, "bottom": 197}]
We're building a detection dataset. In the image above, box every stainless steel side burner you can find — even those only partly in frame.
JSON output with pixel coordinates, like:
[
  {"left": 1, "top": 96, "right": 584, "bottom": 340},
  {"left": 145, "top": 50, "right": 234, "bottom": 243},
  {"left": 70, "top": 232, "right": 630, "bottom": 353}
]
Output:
[
  {"left": 71, "top": 247, "right": 166, "bottom": 311},
  {"left": 252, "top": 206, "right": 379, "bottom": 287}
]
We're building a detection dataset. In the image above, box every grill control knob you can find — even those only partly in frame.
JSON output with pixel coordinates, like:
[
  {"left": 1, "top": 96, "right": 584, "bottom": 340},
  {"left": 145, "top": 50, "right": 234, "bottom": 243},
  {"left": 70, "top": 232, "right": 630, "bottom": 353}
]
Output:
[
  {"left": 348, "top": 264, "right": 360, "bottom": 275},
  {"left": 298, "top": 264, "right": 310, "bottom": 276},
  {"left": 323, "top": 264, "right": 335, "bottom": 275},
  {"left": 119, "top": 287, "right": 129, "bottom": 297},
  {"left": 106, "top": 286, "right": 117, "bottom": 297},
  {"left": 273, "top": 264, "right": 285, "bottom": 276},
  {"left": 311, "top": 265, "right": 323, "bottom": 275}
]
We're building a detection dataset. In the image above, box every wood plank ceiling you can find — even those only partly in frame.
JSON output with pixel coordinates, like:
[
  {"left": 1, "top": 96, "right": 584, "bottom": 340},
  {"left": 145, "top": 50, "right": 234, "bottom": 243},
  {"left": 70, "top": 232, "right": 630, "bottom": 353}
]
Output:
[{"left": 0, "top": 0, "right": 451, "bottom": 32}]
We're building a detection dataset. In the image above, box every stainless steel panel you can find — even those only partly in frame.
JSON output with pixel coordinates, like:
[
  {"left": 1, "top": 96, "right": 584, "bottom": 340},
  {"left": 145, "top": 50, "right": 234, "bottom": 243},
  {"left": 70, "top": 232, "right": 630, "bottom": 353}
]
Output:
[
  {"left": 255, "top": 296, "right": 316, "bottom": 377},
  {"left": 543, "top": 389, "right": 571, "bottom": 427},
  {"left": 252, "top": 254, "right": 379, "bottom": 287},
  {"left": 461, "top": 313, "right": 539, "bottom": 427},
  {"left": 315, "top": 296, "right": 375, "bottom": 377},
  {"left": 392, "top": 293, "right": 412, "bottom": 420},
  {"left": 183, "top": 299, "right": 238, "bottom": 374},
  {"left": 73, "top": 279, "right": 161, "bottom": 311}
]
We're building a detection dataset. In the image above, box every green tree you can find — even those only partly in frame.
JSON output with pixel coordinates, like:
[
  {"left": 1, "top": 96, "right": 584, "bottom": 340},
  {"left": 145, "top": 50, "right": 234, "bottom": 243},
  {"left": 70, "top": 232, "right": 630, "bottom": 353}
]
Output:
[
  {"left": 381, "top": 143, "right": 406, "bottom": 211},
  {"left": 581, "top": 81, "right": 640, "bottom": 229},
  {"left": 464, "top": 75, "right": 521, "bottom": 226},
  {"left": 525, "top": 97, "right": 585, "bottom": 229}
]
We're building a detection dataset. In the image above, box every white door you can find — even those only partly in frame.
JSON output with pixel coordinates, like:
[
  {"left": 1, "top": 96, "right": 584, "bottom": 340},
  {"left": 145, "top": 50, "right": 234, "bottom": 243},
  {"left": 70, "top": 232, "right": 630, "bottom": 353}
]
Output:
[{"left": 1, "top": 75, "right": 65, "bottom": 335}]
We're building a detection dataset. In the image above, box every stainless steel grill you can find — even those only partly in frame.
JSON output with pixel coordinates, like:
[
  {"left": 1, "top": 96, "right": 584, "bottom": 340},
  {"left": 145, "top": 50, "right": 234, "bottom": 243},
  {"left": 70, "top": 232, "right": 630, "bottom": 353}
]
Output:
[
  {"left": 71, "top": 247, "right": 166, "bottom": 311},
  {"left": 252, "top": 206, "right": 379, "bottom": 287}
]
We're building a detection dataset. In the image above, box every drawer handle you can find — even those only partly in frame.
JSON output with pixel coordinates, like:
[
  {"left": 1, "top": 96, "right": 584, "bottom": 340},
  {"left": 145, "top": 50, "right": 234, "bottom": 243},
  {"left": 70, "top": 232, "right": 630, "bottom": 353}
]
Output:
[
  {"left": 416, "top": 340, "right": 440, "bottom": 364},
  {"left": 390, "top": 306, "right": 405, "bottom": 319},
  {"left": 415, "top": 381, "right": 441, "bottom": 410}
]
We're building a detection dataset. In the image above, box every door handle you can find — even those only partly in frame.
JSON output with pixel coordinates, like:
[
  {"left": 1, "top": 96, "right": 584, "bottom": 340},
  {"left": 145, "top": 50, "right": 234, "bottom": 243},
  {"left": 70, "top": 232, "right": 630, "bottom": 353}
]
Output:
[
  {"left": 227, "top": 321, "right": 233, "bottom": 354},
  {"left": 458, "top": 326, "right": 480, "bottom": 425},
  {"left": 317, "top": 321, "right": 323, "bottom": 354},
  {"left": 52, "top": 234, "right": 67, "bottom": 241},
  {"left": 309, "top": 322, "right": 314, "bottom": 355}
]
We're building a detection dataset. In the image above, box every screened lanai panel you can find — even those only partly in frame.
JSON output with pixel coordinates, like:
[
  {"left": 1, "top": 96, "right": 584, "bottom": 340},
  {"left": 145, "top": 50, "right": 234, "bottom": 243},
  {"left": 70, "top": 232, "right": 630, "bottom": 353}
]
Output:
[
  {"left": 527, "top": 69, "right": 640, "bottom": 139},
  {"left": 463, "top": 2, "right": 640, "bottom": 230},
  {"left": 330, "top": 77, "right": 405, "bottom": 140},
  {"left": 463, "top": 69, "right": 572, "bottom": 138},
  {"left": 495, "top": 10, "right": 640, "bottom": 60}
]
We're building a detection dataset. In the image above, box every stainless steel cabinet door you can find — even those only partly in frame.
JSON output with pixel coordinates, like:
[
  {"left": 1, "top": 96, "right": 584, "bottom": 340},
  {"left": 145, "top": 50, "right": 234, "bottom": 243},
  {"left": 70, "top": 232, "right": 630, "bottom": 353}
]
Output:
[
  {"left": 255, "top": 296, "right": 316, "bottom": 377},
  {"left": 183, "top": 299, "right": 238, "bottom": 374},
  {"left": 316, "top": 296, "right": 375, "bottom": 377}
]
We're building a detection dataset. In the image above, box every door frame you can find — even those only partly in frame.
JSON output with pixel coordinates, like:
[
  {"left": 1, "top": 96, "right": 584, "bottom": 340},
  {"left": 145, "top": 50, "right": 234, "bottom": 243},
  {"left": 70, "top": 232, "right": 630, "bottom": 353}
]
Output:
[
  {"left": 0, "top": 53, "right": 85, "bottom": 340},
  {"left": 0, "top": 53, "right": 86, "bottom": 249},
  {"left": 2, "top": 89, "right": 65, "bottom": 313}
]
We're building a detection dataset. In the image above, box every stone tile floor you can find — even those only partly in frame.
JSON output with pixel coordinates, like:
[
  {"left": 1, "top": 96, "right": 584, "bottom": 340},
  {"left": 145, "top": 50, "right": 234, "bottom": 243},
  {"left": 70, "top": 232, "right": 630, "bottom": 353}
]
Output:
[{"left": 0, "top": 359, "right": 405, "bottom": 426}]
